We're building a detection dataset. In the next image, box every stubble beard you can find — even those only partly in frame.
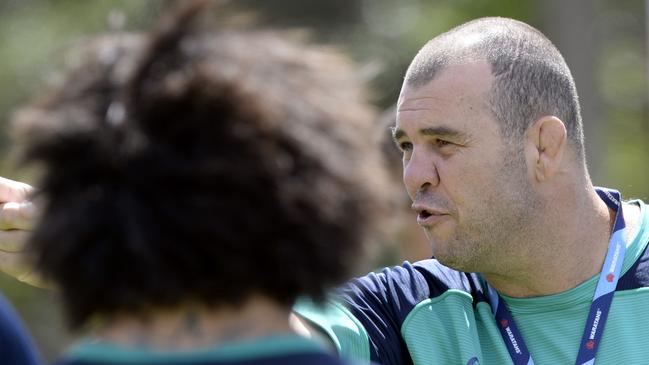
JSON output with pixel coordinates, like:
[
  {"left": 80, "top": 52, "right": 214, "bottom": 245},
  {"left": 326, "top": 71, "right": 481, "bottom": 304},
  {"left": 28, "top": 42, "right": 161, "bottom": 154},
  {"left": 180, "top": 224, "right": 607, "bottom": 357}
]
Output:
[{"left": 434, "top": 144, "right": 540, "bottom": 274}]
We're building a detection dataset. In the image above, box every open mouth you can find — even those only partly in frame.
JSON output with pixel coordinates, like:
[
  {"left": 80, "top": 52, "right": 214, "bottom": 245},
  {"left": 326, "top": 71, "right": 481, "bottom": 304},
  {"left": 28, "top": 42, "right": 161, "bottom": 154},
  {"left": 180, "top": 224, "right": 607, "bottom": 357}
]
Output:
[
  {"left": 412, "top": 203, "right": 449, "bottom": 226},
  {"left": 419, "top": 210, "right": 433, "bottom": 219},
  {"left": 415, "top": 207, "right": 449, "bottom": 227}
]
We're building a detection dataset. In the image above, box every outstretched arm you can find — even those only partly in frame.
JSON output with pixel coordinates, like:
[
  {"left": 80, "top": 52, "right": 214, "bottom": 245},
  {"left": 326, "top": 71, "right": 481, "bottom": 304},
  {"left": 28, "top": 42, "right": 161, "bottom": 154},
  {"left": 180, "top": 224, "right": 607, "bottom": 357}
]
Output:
[{"left": 0, "top": 177, "right": 41, "bottom": 286}]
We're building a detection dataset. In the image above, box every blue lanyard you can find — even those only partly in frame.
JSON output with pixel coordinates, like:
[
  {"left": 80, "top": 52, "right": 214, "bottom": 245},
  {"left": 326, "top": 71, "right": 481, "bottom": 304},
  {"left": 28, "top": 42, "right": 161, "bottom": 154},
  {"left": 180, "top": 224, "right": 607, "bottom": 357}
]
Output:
[{"left": 486, "top": 187, "right": 627, "bottom": 365}]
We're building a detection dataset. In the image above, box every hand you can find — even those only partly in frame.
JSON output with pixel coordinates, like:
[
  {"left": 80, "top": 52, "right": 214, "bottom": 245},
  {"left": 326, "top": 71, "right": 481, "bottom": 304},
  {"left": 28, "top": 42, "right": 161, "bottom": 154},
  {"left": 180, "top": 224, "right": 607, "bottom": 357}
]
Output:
[{"left": 0, "top": 177, "right": 42, "bottom": 286}]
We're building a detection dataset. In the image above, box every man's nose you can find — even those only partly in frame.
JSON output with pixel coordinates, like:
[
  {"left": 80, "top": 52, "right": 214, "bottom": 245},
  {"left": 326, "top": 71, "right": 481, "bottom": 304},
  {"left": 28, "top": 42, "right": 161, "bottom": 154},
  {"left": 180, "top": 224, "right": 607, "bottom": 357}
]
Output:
[{"left": 403, "top": 148, "right": 440, "bottom": 200}]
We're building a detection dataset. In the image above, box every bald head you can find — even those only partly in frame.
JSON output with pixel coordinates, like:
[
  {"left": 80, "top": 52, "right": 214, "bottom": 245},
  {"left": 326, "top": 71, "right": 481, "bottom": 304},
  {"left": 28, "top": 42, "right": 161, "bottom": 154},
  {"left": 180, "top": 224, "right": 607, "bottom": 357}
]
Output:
[{"left": 405, "top": 17, "right": 584, "bottom": 158}]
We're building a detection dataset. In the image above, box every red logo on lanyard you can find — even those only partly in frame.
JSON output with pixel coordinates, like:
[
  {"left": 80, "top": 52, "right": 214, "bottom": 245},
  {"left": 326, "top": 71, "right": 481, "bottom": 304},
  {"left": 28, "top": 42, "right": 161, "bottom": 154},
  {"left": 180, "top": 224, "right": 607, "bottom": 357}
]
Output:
[
  {"left": 586, "top": 340, "right": 595, "bottom": 350},
  {"left": 606, "top": 273, "right": 615, "bottom": 282},
  {"left": 500, "top": 319, "right": 509, "bottom": 328}
]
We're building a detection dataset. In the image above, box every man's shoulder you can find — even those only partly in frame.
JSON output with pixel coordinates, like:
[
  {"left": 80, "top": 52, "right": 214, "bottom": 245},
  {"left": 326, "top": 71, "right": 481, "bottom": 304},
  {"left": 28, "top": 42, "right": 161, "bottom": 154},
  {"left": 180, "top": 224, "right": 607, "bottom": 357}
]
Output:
[
  {"left": 337, "top": 259, "right": 485, "bottom": 313},
  {"left": 381, "top": 258, "right": 485, "bottom": 296},
  {"left": 322, "top": 260, "right": 487, "bottom": 362},
  {"left": 412, "top": 258, "right": 483, "bottom": 294}
]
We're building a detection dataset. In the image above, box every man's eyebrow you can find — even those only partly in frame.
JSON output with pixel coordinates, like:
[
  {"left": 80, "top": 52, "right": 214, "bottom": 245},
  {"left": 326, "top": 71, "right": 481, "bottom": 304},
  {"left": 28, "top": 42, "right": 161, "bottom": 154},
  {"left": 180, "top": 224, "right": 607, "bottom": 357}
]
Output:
[
  {"left": 391, "top": 126, "right": 467, "bottom": 141},
  {"left": 420, "top": 126, "right": 465, "bottom": 138}
]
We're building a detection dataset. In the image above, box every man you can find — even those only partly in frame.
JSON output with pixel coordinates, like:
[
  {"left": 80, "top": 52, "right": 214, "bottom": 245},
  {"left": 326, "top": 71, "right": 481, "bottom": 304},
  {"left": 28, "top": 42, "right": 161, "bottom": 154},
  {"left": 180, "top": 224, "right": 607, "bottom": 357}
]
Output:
[
  {"left": 292, "top": 17, "right": 649, "bottom": 365},
  {"left": 1, "top": 1, "right": 387, "bottom": 364}
]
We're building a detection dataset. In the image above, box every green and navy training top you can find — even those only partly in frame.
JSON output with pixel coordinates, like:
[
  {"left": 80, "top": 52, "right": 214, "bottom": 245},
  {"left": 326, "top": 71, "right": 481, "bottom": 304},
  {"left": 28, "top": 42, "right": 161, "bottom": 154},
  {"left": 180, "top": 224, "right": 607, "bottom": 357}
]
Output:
[{"left": 296, "top": 199, "right": 649, "bottom": 365}]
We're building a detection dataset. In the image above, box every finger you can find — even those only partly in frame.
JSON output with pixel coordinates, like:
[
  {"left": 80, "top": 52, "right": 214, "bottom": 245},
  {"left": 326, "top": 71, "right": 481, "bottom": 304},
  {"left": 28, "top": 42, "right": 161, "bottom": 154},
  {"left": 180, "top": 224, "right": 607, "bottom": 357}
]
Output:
[
  {"left": 0, "top": 177, "right": 33, "bottom": 203},
  {"left": 0, "top": 201, "right": 37, "bottom": 231},
  {"left": 0, "top": 250, "right": 48, "bottom": 288},
  {"left": 0, "top": 250, "right": 31, "bottom": 279},
  {"left": 17, "top": 270, "right": 51, "bottom": 289},
  {"left": 0, "top": 229, "right": 29, "bottom": 252}
]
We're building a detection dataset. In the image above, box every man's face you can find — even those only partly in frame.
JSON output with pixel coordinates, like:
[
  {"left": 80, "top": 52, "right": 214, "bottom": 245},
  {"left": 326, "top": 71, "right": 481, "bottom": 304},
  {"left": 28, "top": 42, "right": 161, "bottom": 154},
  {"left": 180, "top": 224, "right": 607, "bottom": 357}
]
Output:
[{"left": 394, "top": 60, "right": 538, "bottom": 273}]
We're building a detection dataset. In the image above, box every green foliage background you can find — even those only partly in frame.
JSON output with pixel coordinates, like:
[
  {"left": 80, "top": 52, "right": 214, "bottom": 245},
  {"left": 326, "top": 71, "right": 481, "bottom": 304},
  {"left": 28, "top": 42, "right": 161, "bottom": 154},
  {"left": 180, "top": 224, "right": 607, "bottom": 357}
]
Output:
[{"left": 0, "top": 0, "right": 647, "bottom": 360}]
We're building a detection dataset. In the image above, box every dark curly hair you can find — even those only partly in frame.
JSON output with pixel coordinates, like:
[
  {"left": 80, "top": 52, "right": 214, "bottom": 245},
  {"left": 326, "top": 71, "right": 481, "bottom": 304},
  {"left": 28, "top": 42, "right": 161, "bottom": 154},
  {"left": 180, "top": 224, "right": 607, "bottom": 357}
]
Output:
[{"left": 11, "top": 1, "right": 387, "bottom": 329}]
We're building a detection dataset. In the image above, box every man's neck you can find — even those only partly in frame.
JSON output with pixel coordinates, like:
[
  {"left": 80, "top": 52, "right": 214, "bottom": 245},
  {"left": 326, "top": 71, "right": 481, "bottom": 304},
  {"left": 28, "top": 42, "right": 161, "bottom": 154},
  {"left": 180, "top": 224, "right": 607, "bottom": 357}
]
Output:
[
  {"left": 92, "top": 296, "right": 295, "bottom": 349},
  {"left": 484, "top": 187, "right": 640, "bottom": 298}
]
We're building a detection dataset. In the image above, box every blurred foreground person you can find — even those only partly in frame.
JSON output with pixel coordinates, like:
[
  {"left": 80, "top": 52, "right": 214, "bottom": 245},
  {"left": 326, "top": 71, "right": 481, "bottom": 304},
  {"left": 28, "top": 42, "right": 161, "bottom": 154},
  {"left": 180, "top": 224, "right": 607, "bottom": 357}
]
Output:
[
  {"left": 0, "top": 293, "right": 42, "bottom": 365},
  {"left": 9, "top": 1, "right": 386, "bottom": 364}
]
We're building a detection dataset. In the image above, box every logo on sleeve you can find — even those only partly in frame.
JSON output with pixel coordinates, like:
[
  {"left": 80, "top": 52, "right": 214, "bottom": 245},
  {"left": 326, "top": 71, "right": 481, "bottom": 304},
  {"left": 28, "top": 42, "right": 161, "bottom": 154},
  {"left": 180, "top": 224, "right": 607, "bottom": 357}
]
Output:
[{"left": 466, "top": 357, "right": 480, "bottom": 365}]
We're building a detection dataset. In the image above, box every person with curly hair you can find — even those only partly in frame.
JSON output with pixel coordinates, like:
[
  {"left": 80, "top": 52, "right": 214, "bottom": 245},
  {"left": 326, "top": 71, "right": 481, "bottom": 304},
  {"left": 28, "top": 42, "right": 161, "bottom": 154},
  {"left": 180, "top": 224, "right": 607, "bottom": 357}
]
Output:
[{"left": 4, "top": 1, "right": 387, "bottom": 364}]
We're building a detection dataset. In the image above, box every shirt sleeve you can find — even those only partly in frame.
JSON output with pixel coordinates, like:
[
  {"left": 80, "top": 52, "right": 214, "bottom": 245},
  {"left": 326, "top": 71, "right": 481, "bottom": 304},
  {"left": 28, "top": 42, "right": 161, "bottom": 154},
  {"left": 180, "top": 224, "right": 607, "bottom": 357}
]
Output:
[
  {"left": 294, "top": 261, "right": 437, "bottom": 364},
  {"left": 0, "top": 293, "right": 42, "bottom": 365}
]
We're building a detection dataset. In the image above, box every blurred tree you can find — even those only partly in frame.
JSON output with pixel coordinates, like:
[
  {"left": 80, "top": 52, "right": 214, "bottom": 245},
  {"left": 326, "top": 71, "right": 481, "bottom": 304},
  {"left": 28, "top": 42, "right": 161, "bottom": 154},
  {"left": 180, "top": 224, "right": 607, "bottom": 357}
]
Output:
[
  {"left": 596, "top": 0, "right": 649, "bottom": 199},
  {"left": 538, "top": 0, "right": 603, "bottom": 179}
]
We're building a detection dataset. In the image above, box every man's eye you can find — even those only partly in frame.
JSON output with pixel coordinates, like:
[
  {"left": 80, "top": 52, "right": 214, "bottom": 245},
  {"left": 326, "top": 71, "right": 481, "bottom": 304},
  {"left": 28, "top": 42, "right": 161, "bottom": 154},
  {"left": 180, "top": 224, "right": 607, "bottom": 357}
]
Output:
[
  {"left": 436, "top": 139, "right": 452, "bottom": 148},
  {"left": 399, "top": 142, "right": 413, "bottom": 151}
]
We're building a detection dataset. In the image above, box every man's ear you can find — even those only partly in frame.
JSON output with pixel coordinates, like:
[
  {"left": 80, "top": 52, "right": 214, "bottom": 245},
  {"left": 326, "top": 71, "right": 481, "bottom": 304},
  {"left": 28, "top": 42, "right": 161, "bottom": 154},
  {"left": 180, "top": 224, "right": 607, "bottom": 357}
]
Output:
[{"left": 525, "top": 116, "right": 567, "bottom": 182}]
